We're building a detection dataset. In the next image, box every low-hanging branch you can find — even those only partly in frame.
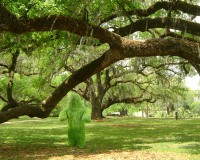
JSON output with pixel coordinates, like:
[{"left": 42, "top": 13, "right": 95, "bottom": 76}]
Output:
[
  {"left": 101, "top": 94, "right": 159, "bottom": 111},
  {"left": 2, "top": 70, "right": 39, "bottom": 76}
]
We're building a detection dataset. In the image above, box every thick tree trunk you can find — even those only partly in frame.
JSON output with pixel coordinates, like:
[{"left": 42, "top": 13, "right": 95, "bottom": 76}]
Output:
[
  {"left": 120, "top": 108, "right": 128, "bottom": 116},
  {"left": 91, "top": 104, "right": 103, "bottom": 120},
  {"left": 90, "top": 73, "right": 105, "bottom": 120},
  {"left": 91, "top": 99, "right": 103, "bottom": 120}
]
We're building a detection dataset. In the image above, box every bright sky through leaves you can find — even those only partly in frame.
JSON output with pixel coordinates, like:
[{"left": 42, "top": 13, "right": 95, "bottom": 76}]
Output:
[{"left": 185, "top": 75, "right": 200, "bottom": 90}]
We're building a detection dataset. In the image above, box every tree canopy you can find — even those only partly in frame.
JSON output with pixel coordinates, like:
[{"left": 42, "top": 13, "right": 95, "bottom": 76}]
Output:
[{"left": 0, "top": 0, "right": 200, "bottom": 123}]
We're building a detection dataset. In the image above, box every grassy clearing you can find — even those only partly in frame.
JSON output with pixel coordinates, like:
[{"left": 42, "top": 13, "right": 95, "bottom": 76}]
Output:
[{"left": 0, "top": 117, "right": 200, "bottom": 159}]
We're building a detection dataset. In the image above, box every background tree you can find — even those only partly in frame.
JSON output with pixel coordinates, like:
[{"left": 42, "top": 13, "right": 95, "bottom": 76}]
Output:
[{"left": 61, "top": 55, "right": 190, "bottom": 119}]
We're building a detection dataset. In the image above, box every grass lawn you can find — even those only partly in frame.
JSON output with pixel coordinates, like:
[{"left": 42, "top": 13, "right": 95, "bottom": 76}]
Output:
[{"left": 0, "top": 116, "right": 200, "bottom": 159}]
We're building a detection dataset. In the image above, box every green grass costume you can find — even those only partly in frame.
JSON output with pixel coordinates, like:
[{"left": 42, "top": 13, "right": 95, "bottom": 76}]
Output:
[{"left": 59, "top": 93, "right": 91, "bottom": 148}]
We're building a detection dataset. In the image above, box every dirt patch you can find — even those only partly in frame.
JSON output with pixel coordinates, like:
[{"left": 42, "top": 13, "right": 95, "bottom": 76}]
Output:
[
  {"left": 91, "top": 119, "right": 110, "bottom": 122},
  {"left": 0, "top": 145, "right": 194, "bottom": 160},
  {"left": 2, "top": 119, "right": 43, "bottom": 124},
  {"left": 107, "top": 124, "right": 143, "bottom": 127},
  {"left": 49, "top": 150, "right": 192, "bottom": 160}
]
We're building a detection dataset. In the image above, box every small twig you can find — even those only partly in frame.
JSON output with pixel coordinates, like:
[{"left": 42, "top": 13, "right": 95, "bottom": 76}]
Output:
[
  {"left": 0, "top": 95, "right": 8, "bottom": 102},
  {"left": 116, "top": 0, "right": 134, "bottom": 24}
]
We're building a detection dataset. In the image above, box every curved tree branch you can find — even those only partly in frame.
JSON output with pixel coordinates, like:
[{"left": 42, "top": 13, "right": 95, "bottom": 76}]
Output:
[
  {"left": 1, "top": 50, "right": 20, "bottom": 112},
  {"left": 0, "top": 105, "right": 44, "bottom": 123},
  {"left": 160, "top": 32, "right": 200, "bottom": 43},
  {"left": 117, "top": 17, "right": 200, "bottom": 37},
  {"left": 71, "top": 88, "right": 90, "bottom": 101},
  {"left": 7, "top": 50, "right": 19, "bottom": 102},
  {"left": 2, "top": 70, "right": 39, "bottom": 76},
  {"left": 0, "top": 2, "right": 121, "bottom": 47},
  {"left": 101, "top": 95, "right": 158, "bottom": 111},
  {"left": 0, "top": 63, "right": 9, "bottom": 69},
  {"left": 101, "top": 1, "right": 200, "bottom": 24}
]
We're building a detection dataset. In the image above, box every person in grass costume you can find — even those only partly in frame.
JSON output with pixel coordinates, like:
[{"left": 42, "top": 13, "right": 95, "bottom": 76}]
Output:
[{"left": 59, "top": 93, "right": 91, "bottom": 148}]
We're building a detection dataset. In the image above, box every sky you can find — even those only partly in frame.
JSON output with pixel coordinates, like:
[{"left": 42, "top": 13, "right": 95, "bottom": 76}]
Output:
[
  {"left": 185, "top": 75, "right": 200, "bottom": 90},
  {"left": 185, "top": 14, "right": 200, "bottom": 90}
]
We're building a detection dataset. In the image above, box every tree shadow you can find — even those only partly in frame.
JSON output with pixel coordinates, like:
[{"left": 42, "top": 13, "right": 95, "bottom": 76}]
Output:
[
  {"left": 0, "top": 143, "right": 152, "bottom": 160},
  {"left": 179, "top": 143, "right": 200, "bottom": 154}
]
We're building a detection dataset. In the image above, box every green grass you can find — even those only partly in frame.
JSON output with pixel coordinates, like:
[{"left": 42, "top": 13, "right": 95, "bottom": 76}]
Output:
[{"left": 0, "top": 117, "right": 200, "bottom": 159}]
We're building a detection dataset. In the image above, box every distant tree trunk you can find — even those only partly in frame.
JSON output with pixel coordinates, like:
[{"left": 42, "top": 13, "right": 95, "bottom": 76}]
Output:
[
  {"left": 175, "top": 111, "right": 178, "bottom": 120},
  {"left": 120, "top": 108, "right": 128, "bottom": 116},
  {"left": 146, "top": 102, "right": 148, "bottom": 118},
  {"left": 1, "top": 50, "right": 20, "bottom": 112},
  {"left": 167, "top": 106, "right": 170, "bottom": 115},
  {"left": 91, "top": 96, "right": 103, "bottom": 120},
  {"left": 142, "top": 111, "right": 144, "bottom": 117}
]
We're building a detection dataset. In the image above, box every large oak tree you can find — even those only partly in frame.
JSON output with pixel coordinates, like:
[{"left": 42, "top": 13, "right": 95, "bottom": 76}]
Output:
[{"left": 0, "top": 0, "right": 200, "bottom": 123}]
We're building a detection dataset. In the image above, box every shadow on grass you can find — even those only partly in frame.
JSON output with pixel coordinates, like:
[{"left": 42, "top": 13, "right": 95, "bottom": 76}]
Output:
[
  {"left": 0, "top": 143, "right": 152, "bottom": 160},
  {"left": 180, "top": 143, "right": 200, "bottom": 154}
]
